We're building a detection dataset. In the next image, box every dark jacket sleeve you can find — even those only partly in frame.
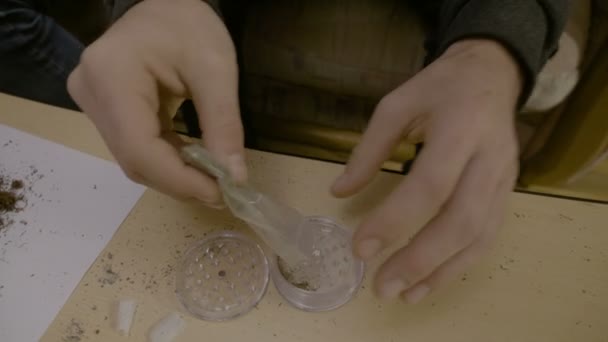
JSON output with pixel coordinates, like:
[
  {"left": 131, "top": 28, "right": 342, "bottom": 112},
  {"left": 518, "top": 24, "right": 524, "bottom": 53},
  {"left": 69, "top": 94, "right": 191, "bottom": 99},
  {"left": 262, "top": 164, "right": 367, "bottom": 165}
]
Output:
[
  {"left": 409, "top": 0, "right": 570, "bottom": 104},
  {"left": 27, "top": 0, "right": 112, "bottom": 44}
]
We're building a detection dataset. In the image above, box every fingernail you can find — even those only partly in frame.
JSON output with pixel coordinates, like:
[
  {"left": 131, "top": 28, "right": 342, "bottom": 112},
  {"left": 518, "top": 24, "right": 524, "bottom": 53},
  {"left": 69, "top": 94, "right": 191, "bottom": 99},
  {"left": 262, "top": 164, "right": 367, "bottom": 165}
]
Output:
[
  {"left": 357, "top": 239, "right": 382, "bottom": 260},
  {"left": 207, "top": 202, "right": 226, "bottom": 210},
  {"left": 379, "top": 279, "right": 407, "bottom": 299},
  {"left": 197, "top": 199, "right": 225, "bottom": 210},
  {"left": 227, "top": 154, "right": 247, "bottom": 183},
  {"left": 195, "top": 195, "right": 225, "bottom": 209},
  {"left": 404, "top": 284, "right": 430, "bottom": 304}
]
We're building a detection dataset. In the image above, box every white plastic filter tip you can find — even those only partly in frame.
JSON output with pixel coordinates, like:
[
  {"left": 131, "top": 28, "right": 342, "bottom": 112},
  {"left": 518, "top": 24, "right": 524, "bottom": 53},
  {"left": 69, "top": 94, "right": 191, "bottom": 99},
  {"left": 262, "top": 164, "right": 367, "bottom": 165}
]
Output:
[
  {"left": 114, "top": 298, "right": 137, "bottom": 336},
  {"left": 148, "top": 312, "right": 185, "bottom": 342}
]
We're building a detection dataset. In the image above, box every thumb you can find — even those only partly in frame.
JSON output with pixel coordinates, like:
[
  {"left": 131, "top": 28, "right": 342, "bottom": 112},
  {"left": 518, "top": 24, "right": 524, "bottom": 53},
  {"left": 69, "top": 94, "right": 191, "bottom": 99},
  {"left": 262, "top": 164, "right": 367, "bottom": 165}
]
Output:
[
  {"left": 181, "top": 54, "right": 247, "bottom": 183},
  {"left": 332, "top": 93, "right": 421, "bottom": 197}
]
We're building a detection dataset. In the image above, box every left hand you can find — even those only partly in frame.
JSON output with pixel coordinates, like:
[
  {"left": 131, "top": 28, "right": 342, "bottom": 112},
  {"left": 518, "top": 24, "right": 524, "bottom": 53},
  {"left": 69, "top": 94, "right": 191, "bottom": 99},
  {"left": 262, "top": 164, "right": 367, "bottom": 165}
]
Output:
[{"left": 331, "top": 39, "right": 522, "bottom": 303}]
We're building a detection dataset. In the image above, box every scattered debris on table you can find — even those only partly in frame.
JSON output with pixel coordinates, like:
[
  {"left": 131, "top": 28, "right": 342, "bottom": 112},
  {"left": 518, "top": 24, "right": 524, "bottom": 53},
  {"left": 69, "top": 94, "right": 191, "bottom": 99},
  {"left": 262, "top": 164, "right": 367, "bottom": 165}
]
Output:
[
  {"left": 0, "top": 161, "right": 47, "bottom": 236},
  {"left": 63, "top": 319, "right": 85, "bottom": 342},
  {"left": 98, "top": 264, "right": 120, "bottom": 286},
  {"left": 0, "top": 174, "right": 26, "bottom": 232}
]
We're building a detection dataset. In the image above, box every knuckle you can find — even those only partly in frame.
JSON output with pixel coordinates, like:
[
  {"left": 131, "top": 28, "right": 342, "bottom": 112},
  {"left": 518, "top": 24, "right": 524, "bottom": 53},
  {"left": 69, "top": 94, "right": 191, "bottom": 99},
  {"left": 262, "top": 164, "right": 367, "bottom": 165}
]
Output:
[
  {"left": 80, "top": 43, "right": 105, "bottom": 65},
  {"left": 67, "top": 46, "right": 107, "bottom": 104},
  {"left": 122, "top": 167, "right": 145, "bottom": 184},
  {"left": 78, "top": 44, "right": 115, "bottom": 81},
  {"left": 116, "top": 153, "right": 145, "bottom": 184},
  {"left": 66, "top": 68, "right": 82, "bottom": 98},
  {"left": 78, "top": 46, "right": 101, "bottom": 73}
]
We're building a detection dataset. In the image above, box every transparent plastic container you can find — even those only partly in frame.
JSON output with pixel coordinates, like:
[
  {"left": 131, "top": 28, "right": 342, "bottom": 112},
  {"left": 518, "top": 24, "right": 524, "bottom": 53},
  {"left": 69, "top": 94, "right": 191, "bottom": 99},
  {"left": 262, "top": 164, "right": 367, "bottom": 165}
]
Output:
[
  {"left": 178, "top": 144, "right": 365, "bottom": 316},
  {"left": 175, "top": 231, "right": 270, "bottom": 321},
  {"left": 269, "top": 216, "right": 365, "bottom": 312}
]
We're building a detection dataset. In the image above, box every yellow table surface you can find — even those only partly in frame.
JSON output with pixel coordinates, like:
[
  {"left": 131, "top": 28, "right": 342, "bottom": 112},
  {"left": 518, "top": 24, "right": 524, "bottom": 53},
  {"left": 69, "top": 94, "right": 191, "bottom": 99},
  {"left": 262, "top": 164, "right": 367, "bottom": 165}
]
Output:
[{"left": 1, "top": 93, "right": 607, "bottom": 342}]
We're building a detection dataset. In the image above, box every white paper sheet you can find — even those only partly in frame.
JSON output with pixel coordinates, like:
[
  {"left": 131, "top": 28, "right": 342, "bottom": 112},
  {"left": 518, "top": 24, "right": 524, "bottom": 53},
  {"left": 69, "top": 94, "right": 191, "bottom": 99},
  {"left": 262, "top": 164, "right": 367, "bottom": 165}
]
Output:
[{"left": 0, "top": 124, "right": 145, "bottom": 342}]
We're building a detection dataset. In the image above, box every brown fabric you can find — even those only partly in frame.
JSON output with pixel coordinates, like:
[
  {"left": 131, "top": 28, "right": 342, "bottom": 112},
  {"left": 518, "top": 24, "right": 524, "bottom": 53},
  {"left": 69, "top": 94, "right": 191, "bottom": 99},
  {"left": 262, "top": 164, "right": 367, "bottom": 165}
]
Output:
[{"left": 239, "top": 1, "right": 426, "bottom": 101}]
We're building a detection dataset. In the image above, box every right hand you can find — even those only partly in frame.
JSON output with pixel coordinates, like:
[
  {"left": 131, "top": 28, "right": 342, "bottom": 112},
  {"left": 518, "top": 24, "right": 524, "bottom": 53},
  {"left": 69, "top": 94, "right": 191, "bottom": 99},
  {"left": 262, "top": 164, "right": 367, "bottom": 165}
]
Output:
[{"left": 67, "top": 0, "right": 245, "bottom": 208}]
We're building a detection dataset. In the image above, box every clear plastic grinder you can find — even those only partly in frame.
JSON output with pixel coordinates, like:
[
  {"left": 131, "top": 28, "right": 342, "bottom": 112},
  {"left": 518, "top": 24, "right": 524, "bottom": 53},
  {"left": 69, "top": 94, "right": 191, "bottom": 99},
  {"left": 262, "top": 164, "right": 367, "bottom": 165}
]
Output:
[{"left": 177, "top": 145, "right": 364, "bottom": 319}]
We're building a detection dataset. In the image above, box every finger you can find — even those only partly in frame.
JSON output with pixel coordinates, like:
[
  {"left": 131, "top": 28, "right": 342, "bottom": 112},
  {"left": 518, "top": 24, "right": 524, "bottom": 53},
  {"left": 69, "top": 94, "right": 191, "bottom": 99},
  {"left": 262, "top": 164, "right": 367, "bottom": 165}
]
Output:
[
  {"left": 352, "top": 117, "right": 477, "bottom": 260},
  {"left": 131, "top": 135, "right": 224, "bottom": 205},
  {"left": 111, "top": 145, "right": 225, "bottom": 210},
  {"left": 401, "top": 225, "right": 496, "bottom": 304},
  {"left": 69, "top": 57, "right": 224, "bottom": 205},
  {"left": 180, "top": 46, "right": 247, "bottom": 183},
  {"left": 402, "top": 171, "right": 515, "bottom": 303},
  {"left": 372, "top": 151, "right": 509, "bottom": 299},
  {"left": 331, "top": 88, "right": 423, "bottom": 197}
]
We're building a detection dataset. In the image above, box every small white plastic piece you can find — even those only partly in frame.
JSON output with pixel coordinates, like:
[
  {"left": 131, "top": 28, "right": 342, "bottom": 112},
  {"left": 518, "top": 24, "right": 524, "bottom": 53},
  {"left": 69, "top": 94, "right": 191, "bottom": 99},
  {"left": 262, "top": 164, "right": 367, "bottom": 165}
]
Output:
[
  {"left": 114, "top": 298, "right": 137, "bottom": 336},
  {"left": 148, "top": 312, "right": 185, "bottom": 342}
]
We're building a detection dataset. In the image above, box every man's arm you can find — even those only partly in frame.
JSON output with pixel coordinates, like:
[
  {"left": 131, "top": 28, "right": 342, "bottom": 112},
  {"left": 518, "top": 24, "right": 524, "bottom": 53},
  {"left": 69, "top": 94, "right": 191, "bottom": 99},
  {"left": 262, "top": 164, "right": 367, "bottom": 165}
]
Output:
[{"left": 409, "top": 0, "right": 570, "bottom": 105}]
